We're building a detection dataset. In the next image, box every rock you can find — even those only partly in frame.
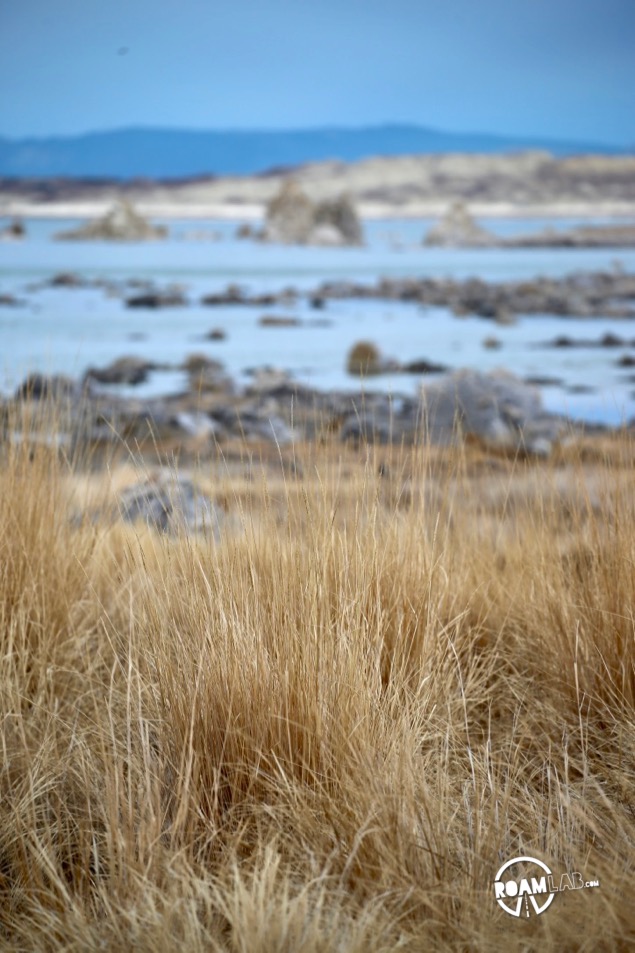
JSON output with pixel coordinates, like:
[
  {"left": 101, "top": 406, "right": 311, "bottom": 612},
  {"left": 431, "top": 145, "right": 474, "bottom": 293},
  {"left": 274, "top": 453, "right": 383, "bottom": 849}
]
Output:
[
  {"left": 244, "top": 367, "right": 297, "bottom": 396},
  {"left": 49, "top": 272, "right": 85, "bottom": 288},
  {"left": 494, "top": 307, "right": 516, "bottom": 326},
  {"left": 84, "top": 357, "right": 156, "bottom": 386},
  {"left": 424, "top": 202, "right": 495, "bottom": 247},
  {"left": 264, "top": 181, "right": 316, "bottom": 245},
  {"left": 0, "top": 219, "right": 26, "bottom": 241},
  {"left": 0, "top": 293, "right": 23, "bottom": 307},
  {"left": 182, "top": 353, "right": 222, "bottom": 375},
  {"left": 126, "top": 290, "right": 187, "bottom": 308},
  {"left": 340, "top": 413, "right": 393, "bottom": 445},
  {"left": 525, "top": 375, "right": 563, "bottom": 387},
  {"left": 171, "top": 412, "right": 226, "bottom": 440},
  {"left": 339, "top": 396, "right": 419, "bottom": 446},
  {"left": 209, "top": 405, "right": 295, "bottom": 445},
  {"left": 252, "top": 414, "right": 295, "bottom": 445},
  {"left": 541, "top": 332, "right": 631, "bottom": 349},
  {"left": 200, "top": 287, "right": 279, "bottom": 307},
  {"left": 258, "top": 315, "right": 301, "bottom": 327},
  {"left": 419, "top": 369, "right": 565, "bottom": 454},
  {"left": 183, "top": 355, "right": 235, "bottom": 394},
  {"left": 205, "top": 327, "right": 227, "bottom": 341},
  {"left": 422, "top": 216, "right": 635, "bottom": 251},
  {"left": 312, "top": 270, "right": 635, "bottom": 320},
  {"left": 505, "top": 223, "right": 635, "bottom": 248},
  {"left": 482, "top": 336, "right": 503, "bottom": 350},
  {"left": 236, "top": 223, "right": 255, "bottom": 239},
  {"left": 14, "top": 373, "right": 78, "bottom": 401},
  {"left": 599, "top": 332, "right": 625, "bottom": 347},
  {"left": 347, "top": 341, "right": 398, "bottom": 376},
  {"left": 263, "top": 181, "right": 363, "bottom": 246},
  {"left": 118, "top": 473, "right": 223, "bottom": 536},
  {"left": 55, "top": 201, "right": 168, "bottom": 242},
  {"left": 201, "top": 285, "right": 244, "bottom": 305},
  {"left": 617, "top": 354, "right": 635, "bottom": 368},
  {"left": 313, "top": 194, "right": 363, "bottom": 245},
  {"left": 309, "top": 223, "right": 346, "bottom": 246},
  {"left": 401, "top": 358, "right": 448, "bottom": 374}
]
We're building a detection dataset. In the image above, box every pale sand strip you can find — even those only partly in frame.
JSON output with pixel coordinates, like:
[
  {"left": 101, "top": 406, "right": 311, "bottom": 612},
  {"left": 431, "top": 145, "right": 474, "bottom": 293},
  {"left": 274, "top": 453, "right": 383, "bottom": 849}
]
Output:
[{"left": 3, "top": 200, "right": 635, "bottom": 221}]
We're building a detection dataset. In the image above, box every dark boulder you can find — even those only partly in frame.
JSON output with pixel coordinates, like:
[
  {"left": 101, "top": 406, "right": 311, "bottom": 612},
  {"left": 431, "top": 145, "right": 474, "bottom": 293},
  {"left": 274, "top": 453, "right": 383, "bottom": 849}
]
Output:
[
  {"left": 0, "top": 219, "right": 26, "bottom": 240},
  {"left": 84, "top": 357, "right": 156, "bottom": 386},
  {"left": 14, "top": 373, "right": 77, "bottom": 401},
  {"left": 126, "top": 289, "right": 187, "bottom": 308},
  {"left": 401, "top": 358, "right": 448, "bottom": 374}
]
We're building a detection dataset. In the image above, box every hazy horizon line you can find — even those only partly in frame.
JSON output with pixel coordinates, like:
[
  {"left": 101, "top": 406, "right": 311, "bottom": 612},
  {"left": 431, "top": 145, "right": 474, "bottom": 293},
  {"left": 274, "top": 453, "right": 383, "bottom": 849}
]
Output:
[{"left": 0, "top": 120, "right": 631, "bottom": 150}]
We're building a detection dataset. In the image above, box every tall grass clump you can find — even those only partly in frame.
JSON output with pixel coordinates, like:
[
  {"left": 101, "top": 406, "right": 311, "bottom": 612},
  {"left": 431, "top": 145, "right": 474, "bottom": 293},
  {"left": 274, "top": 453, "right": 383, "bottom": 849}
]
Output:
[{"left": 0, "top": 405, "right": 634, "bottom": 951}]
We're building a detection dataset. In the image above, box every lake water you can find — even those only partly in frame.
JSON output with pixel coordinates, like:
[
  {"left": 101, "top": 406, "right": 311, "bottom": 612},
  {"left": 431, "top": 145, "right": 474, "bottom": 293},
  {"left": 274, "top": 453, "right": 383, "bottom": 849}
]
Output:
[{"left": 2, "top": 216, "right": 635, "bottom": 425}]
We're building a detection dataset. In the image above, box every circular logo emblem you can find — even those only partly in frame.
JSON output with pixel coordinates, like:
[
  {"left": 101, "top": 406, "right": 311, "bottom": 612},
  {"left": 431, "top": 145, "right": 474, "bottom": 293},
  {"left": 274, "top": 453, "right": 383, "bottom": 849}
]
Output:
[{"left": 494, "top": 855, "right": 555, "bottom": 917}]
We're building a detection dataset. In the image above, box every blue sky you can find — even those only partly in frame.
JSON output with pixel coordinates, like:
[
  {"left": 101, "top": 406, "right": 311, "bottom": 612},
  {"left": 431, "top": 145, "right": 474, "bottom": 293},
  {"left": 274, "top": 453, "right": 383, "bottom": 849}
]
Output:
[{"left": 1, "top": 0, "right": 633, "bottom": 144}]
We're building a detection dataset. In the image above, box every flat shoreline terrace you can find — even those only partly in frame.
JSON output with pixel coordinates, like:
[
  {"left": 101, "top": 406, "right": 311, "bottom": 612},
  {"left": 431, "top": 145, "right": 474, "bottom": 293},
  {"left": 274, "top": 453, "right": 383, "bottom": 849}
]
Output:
[{"left": 3, "top": 151, "right": 635, "bottom": 220}]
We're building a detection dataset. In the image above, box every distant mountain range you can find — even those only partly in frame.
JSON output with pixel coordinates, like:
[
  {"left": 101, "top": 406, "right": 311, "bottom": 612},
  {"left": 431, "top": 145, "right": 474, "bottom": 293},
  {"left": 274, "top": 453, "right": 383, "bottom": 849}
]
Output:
[{"left": 0, "top": 124, "right": 630, "bottom": 180}]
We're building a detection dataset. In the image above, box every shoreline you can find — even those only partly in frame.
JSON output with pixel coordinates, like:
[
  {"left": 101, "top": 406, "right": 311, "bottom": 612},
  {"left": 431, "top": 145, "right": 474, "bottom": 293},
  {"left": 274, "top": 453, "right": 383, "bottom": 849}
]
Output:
[{"left": 3, "top": 200, "right": 635, "bottom": 221}]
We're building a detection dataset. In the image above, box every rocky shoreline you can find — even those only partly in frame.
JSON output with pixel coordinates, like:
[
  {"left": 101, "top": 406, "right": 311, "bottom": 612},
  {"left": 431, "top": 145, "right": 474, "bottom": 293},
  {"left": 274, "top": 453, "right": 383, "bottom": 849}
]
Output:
[
  {"left": 313, "top": 269, "right": 635, "bottom": 320},
  {"left": 424, "top": 202, "right": 635, "bottom": 249},
  {"left": 3, "top": 264, "right": 635, "bottom": 461},
  {"left": 9, "top": 266, "right": 635, "bottom": 321},
  {"left": 4, "top": 356, "right": 614, "bottom": 466}
]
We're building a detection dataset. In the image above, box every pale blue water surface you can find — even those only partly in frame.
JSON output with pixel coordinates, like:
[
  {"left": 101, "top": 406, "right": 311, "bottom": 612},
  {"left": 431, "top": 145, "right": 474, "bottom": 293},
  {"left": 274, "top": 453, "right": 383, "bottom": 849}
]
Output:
[{"left": 2, "top": 216, "right": 635, "bottom": 425}]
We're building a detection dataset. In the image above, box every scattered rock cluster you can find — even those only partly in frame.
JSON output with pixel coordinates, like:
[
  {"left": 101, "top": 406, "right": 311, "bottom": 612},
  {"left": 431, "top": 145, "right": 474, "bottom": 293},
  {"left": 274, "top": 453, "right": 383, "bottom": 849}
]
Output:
[
  {"left": 504, "top": 223, "right": 635, "bottom": 249},
  {"left": 263, "top": 181, "right": 363, "bottom": 246},
  {"left": 201, "top": 285, "right": 292, "bottom": 307},
  {"left": 315, "top": 270, "right": 635, "bottom": 319},
  {"left": 424, "top": 202, "right": 635, "bottom": 249},
  {"left": 346, "top": 342, "right": 446, "bottom": 377},
  {"left": 8, "top": 358, "right": 573, "bottom": 459},
  {"left": 22, "top": 265, "right": 635, "bottom": 321},
  {"left": 126, "top": 288, "right": 187, "bottom": 308},
  {"left": 424, "top": 203, "right": 494, "bottom": 247},
  {"left": 55, "top": 201, "right": 167, "bottom": 242},
  {"left": 117, "top": 472, "right": 223, "bottom": 536},
  {"left": 85, "top": 357, "right": 158, "bottom": 387}
]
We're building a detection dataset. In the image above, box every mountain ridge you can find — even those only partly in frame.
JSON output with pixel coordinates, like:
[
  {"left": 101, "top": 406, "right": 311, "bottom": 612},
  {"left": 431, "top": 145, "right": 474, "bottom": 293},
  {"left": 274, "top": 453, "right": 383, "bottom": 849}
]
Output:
[{"left": 0, "top": 123, "right": 630, "bottom": 180}]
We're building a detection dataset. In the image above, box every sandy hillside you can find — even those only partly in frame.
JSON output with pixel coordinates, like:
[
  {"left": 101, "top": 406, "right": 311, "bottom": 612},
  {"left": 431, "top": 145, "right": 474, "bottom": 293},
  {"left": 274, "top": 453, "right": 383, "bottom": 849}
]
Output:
[{"left": 2, "top": 151, "right": 635, "bottom": 218}]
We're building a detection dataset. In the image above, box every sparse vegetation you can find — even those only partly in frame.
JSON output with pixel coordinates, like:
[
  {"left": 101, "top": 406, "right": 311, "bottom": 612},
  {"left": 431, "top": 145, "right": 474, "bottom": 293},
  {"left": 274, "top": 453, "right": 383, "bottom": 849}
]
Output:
[
  {"left": 1, "top": 404, "right": 634, "bottom": 951},
  {"left": 346, "top": 341, "right": 383, "bottom": 376}
]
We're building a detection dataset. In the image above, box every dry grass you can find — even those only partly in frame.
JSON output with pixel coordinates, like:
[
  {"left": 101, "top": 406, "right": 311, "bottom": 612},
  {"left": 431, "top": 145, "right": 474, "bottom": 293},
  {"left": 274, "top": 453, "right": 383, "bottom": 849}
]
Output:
[{"left": 0, "top": 409, "right": 634, "bottom": 951}]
